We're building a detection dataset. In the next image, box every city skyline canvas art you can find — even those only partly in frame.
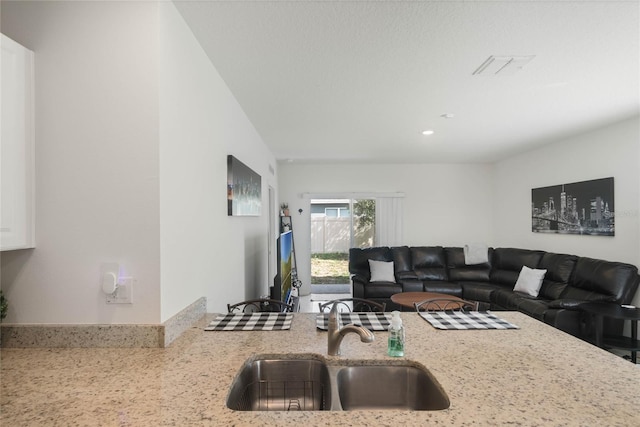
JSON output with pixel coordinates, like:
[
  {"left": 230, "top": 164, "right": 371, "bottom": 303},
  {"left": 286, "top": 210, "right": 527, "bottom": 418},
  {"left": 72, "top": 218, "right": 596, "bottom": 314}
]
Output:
[{"left": 531, "top": 177, "right": 614, "bottom": 236}]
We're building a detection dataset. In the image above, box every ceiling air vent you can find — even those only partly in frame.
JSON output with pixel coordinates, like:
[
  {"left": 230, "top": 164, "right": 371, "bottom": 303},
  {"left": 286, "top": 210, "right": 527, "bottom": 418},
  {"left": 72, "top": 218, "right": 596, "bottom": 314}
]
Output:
[{"left": 472, "top": 55, "right": 535, "bottom": 76}]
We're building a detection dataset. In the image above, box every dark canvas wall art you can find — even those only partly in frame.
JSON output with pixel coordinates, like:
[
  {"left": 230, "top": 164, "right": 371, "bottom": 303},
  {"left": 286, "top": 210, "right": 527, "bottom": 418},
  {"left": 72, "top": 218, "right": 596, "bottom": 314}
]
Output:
[
  {"left": 227, "top": 155, "right": 261, "bottom": 216},
  {"left": 531, "top": 177, "right": 614, "bottom": 236}
]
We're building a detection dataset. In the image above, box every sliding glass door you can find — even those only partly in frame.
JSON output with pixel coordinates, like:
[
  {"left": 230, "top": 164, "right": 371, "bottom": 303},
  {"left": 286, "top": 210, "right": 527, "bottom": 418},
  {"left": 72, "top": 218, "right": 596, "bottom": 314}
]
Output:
[{"left": 309, "top": 198, "right": 375, "bottom": 286}]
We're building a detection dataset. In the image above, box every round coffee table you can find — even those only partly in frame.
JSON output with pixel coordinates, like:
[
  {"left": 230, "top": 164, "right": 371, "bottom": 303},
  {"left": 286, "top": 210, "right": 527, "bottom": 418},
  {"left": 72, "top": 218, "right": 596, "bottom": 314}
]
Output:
[{"left": 390, "top": 292, "right": 464, "bottom": 310}]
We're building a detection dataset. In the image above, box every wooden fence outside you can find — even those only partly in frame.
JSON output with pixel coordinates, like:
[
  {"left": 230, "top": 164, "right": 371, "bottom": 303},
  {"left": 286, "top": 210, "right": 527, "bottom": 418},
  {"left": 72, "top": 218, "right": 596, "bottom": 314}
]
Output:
[{"left": 310, "top": 216, "right": 373, "bottom": 253}]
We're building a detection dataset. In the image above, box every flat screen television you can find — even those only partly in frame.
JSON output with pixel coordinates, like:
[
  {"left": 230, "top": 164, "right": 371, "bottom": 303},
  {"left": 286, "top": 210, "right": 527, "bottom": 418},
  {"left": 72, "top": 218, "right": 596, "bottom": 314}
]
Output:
[{"left": 271, "top": 230, "right": 294, "bottom": 307}]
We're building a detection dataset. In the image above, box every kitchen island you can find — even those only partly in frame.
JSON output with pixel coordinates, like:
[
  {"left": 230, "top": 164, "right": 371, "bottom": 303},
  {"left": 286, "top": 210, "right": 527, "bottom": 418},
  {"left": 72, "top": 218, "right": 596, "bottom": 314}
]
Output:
[{"left": 1, "top": 312, "right": 639, "bottom": 426}]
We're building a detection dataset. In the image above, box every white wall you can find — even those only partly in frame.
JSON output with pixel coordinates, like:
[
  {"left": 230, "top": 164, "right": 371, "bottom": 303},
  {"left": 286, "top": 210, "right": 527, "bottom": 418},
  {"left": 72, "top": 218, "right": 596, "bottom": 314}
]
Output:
[
  {"left": 159, "top": 2, "right": 277, "bottom": 320},
  {"left": 278, "top": 163, "right": 494, "bottom": 295},
  {"left": 0, "top": 1, "right": 277, "bottom": 324},
  {"left": 1, "top": 1, "right": 162, "bottom": 324}
]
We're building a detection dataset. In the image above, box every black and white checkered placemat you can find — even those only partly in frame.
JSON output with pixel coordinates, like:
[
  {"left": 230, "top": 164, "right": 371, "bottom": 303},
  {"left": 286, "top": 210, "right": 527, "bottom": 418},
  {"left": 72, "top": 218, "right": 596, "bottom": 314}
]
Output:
[
  {"left": 316, "top": 313, "right": 392, "bottom": 331},
  {"left": 205, "top": 313, "right": 293, "bottom": 331},
  {"left": 418, "top": 311, "right": 519, "bottom": 330}
]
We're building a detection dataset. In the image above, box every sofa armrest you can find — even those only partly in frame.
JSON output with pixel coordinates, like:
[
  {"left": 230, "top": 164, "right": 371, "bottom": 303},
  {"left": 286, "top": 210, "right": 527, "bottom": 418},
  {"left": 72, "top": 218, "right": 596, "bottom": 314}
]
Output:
[
  {"left": 351, "top": 275, "right": 367, "bottom": 298},
  {"left": 396, "top": 271, "right": 418, "bottom": 281},
  {"left": 548, "top": 299, "right": 589, "bottom": 310},
  {"left": 352, "top": 274, "right": 368, "bottom": 284},
  {"left": 400, "top": 279, "right": 424, "bottom": 293}
]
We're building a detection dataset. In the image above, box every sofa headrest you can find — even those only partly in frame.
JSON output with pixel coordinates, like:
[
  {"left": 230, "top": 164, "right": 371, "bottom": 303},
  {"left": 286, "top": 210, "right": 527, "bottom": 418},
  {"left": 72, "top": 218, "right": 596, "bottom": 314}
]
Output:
[
  {"left": 390, "top": 246, "right": 412, "bottom": 274},
  {"left": 490, "top": 248, "right": 545, "bottom": 286},
  {"left": 410, "top": 246, "right": 446, "bottom": 268},
  {"left": 348, "top": 247, "right": 392, "bottom": 279},
  {"left": 492, "top": 248, "right": 545, "bottom": 271},
  {"left": 537, "top": 252, "right": 578, "bottom": 300},
  {"left": 410, "top": 246, "right": 448, "bottom": 281},
  {"left": 445, "top": 247, "right": 492, "bottom": 282},
  {"left": 568, "top": 257, "right": 639, "bottom": 302}
]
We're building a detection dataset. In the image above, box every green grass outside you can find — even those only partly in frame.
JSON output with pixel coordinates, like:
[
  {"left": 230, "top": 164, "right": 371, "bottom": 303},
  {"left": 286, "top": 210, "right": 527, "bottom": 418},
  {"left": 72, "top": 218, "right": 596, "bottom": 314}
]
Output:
[{"left": 311, "top": 252, "right": 350, "bottom": 284}]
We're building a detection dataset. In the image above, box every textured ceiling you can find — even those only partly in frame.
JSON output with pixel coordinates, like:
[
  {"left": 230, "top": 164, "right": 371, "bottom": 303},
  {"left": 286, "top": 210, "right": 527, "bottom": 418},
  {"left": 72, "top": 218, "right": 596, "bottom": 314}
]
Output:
[{"left": 174, "top": 0, "right": 639, "bottom": 164}]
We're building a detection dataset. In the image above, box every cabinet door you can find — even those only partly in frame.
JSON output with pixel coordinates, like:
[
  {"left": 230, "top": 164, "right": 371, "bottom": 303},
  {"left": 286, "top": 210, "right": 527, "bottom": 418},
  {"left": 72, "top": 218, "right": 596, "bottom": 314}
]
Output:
[{"left": 1, "top": 34, "right": 35, "bottom": 251}]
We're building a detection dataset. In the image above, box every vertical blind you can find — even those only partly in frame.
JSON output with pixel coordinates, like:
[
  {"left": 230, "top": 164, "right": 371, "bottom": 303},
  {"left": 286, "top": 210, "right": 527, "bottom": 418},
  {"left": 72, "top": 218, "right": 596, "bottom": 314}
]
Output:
[{"left": 375, "top": 196, "right": 404, "bottom": 246}]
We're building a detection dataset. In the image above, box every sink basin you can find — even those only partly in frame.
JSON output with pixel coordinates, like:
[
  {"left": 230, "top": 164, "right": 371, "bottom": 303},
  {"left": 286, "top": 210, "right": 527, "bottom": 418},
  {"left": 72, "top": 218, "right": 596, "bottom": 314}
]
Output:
[
  {"left": 227, "top": 356, "right": 449, "bottom": 411},
  {"left": 336, "top": 365, "right": 450, "bottom": 410},
  {"left": 226, "top": 358, "right": 331, "bottom": 411}
]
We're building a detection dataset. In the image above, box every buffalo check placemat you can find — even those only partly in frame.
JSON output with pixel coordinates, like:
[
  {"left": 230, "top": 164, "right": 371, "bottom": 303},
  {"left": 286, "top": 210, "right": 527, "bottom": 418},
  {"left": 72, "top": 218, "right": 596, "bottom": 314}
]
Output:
[
  {"left": 418, "top": 311, "right": 519, "bottom": 330},
  {"left": 205, "top": 313, "right": 293, "bottom": 331},
  {"left": 316, "top": 313, "right": 392, "bottom": 331}
]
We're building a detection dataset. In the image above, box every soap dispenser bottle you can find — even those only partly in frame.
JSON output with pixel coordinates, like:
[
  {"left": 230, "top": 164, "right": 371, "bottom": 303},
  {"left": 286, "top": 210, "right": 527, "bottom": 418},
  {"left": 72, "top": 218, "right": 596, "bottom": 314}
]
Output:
[{"left": 387, "top": 311, "right": 405, "bottom": 357}]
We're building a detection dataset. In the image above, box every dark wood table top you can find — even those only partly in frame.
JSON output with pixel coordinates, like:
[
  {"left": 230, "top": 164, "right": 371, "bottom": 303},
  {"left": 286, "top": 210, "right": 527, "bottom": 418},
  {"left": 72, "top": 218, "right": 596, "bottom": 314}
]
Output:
[
  {"left": 390, "top": 292, "right": 463, "bottom": 309},
  {"left": 580, "top": 302, "right": 640, "bottom": 320}
]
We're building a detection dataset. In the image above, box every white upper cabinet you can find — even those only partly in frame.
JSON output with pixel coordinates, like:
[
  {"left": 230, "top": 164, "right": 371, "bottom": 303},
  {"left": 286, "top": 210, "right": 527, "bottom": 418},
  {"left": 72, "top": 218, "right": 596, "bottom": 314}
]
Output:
[{"left": 1, "top": 34, "right": 35, "bottom": 251}]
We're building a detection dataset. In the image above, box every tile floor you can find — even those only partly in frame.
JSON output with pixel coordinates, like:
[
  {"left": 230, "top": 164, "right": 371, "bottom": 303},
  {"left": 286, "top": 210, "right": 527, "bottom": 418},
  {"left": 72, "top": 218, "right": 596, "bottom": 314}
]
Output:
[{"left": 298, "top": 292, "right": 351, "bottom": 313}]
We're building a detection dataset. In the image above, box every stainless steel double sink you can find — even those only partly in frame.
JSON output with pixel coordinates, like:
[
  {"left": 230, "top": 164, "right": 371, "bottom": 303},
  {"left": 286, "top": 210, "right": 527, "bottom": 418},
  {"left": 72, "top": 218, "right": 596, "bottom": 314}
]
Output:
[{"left": 226, "top": 355, "right": 450, "bottom": 411}]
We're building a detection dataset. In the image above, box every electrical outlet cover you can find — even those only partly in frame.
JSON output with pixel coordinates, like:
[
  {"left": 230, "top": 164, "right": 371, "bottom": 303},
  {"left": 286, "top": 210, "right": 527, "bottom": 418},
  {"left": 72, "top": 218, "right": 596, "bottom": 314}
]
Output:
[{"left": 106, "top": 277, "right": 133, "bottom": 304}]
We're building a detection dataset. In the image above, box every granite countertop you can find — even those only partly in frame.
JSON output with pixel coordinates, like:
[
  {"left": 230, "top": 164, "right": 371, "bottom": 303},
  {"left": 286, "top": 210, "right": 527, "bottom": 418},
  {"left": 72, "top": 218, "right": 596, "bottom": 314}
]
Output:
[{"left": 2, "top": 311, "right": 639, "bottom": 426}]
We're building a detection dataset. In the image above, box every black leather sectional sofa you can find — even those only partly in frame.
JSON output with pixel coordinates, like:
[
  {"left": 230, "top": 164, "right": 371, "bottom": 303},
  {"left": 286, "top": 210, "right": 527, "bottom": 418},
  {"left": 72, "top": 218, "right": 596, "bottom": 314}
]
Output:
[{"left": 349, "top": 246, "right": 640, "bottom": 338}]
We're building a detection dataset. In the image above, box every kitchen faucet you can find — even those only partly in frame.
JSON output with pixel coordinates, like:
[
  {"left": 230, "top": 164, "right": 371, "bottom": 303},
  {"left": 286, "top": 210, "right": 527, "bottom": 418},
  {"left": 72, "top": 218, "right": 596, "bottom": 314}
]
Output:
[{"left": 327, "top": 302, "right": 375, "bottom": 356}]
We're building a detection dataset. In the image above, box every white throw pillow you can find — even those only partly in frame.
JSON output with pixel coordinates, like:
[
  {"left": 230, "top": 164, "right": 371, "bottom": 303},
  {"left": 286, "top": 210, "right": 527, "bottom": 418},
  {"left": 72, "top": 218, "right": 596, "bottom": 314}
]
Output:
[
  {"left": 368, "top": 259, "right": 396, "bottom": 283},
  {"left": 513, "top": 266, "right": 547, "bottom": 297}
]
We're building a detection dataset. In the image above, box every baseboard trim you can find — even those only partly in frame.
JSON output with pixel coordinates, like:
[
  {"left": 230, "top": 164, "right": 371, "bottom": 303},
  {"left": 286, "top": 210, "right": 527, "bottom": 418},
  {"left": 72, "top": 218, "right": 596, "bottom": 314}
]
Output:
[
  {"left": 163, "top": 297, "right": 207, "bottom": 347},
  {"left": 0, "top": 297, "right": 206, "bottom": 348}
]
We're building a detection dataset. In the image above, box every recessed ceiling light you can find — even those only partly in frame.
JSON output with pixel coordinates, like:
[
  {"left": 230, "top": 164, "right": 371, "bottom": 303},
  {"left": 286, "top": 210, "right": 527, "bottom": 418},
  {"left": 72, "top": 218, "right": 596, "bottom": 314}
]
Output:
[{"left": 422, "top": 130, "right": 435, "bottom": 136}]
